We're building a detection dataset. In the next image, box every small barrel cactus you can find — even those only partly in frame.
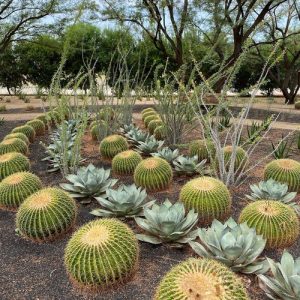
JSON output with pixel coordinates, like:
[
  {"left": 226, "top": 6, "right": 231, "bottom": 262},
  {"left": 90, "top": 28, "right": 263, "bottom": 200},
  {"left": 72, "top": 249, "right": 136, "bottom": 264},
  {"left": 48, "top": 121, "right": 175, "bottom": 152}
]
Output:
[
  {"left": 239, "top": 200, "right": 299, "bottom": 248},
  {"left": 112, "top": 150, "right": 142, "bottom": 175},
  {"left": 179, "top": 176, "right": 231, "bottom": 225},
  {"left": 144, "top": 114, "right": 160, "bottom": 128},
  {"left": 154, "top": 258, "right": 249, "bottom": 300},
  {"left": 99, "top": 134, "right": 129, "bottom": 159},
  {"left": 0, "top": 138, "right": 28, "bottom": 155},
  {"left": 16, "top": 187, "right": 77, "bottom": 242},
  {"left": 134, "top": 157, "right": 173, "bottom": 192},
  {"left": 295, "top": 101, "right": 300, "bottom": 110},
  {"left": 26, "top": 119, "right": 46, "bottom": 135},
  {"left": 3, "top": 133, "right": 29, "bottom": 145},
  {"left": 64, "top": 219, "right": 139, "bottom": 290},
  {"left": 142, "top": 110, "right": 157, "bottom": 121},
  {"left": 154, "top": 125, "right": 167, "bottom": 140},
  {"left": 36, "top": 114, "right": 48, "bottom": 125},
  {"left": 0, "top": 172, "right": 42, "bottom": 211},
  {"left": 0, "top": 152, "right": 30, "bottom": 180},
  {"left": 148, "top": 119, "right": 163, "bottom": 135},
  {"left": 189, "top": 139, "right": 215, "bottom": 162},
  {"left": 90, "top": 121, "right": 108, "bottom": 141},
  {"left": 223, "top": 145, "right": 248, "bottom": 171},
  {"left": 12, "top": 125, "right": 35, "bottom": 142},
  {"left": 141, "top": 107, "right": 155, "bottom": 115},
  {"left": 264, "top": 158, "right": 300, "bottom": 192}
]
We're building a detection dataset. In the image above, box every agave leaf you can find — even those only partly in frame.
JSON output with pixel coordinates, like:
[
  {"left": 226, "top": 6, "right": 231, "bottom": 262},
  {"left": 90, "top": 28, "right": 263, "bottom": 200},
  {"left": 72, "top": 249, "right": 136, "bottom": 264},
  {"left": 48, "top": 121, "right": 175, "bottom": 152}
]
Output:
[
  {"left": 90, "top": 209, "right": 115, "bottom": 217},
  {"left": 136, "top": 234, "right": 162, "bottom": 244}
]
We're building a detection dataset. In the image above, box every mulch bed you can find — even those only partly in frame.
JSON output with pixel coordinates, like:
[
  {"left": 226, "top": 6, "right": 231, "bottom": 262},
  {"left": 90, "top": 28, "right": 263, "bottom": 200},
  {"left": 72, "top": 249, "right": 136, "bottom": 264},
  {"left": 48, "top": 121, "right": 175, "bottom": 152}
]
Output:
[{"left": 0, "top": 117, "right": 300, "bottom": 300}]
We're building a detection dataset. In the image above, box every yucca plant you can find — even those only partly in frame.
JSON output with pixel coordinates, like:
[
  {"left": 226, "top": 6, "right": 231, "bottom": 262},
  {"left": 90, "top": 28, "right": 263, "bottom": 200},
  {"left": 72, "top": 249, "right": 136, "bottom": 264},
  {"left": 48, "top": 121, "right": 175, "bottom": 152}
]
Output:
[
  {"left": 135, "top": 199, "right": 199, "bottom": 247},
  {"left": 60, "top": 164, "right": 118, "bottom": 199},
  {"left": 91, "top": 184, "right": 155, "bottom": 218},
  {"left": 189, "top": 218, "right": 269, "bottom": 274},
  {"left": 258, "top": 251, "right": 300, "bottom": 300},
  {"left": 246, "top": 179, "right": 300, "bottom": 215},
  {"left": 136, "top": 136, "right": 164, "bottom": 156},
  {"left": 151, "top": 147, "right": 180, "bottom": 164},
  {"left": 173, "top": 155, "right": 207, "bottom": 176}
]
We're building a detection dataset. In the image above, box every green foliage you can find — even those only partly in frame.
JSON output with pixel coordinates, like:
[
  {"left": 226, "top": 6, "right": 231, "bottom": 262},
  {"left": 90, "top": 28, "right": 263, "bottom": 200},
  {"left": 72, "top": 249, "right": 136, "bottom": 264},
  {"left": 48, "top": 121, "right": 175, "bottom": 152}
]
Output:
[
  {"left": 189, "top": 139, "right": 215, "bottom": 162},
  {"left": 190, "top": 218, "right": 268, "bottom": 274},
  {"left": 0, "top": 172, "right": 42, "bottom": 211},
  {"left": 223, "top": 146, "right": 248, "bottom": 172},
  {"left": 141, "top": 108, "right": 155, "bottom": 115},
  {"left": 179, "top": 176, "right": 231, "bottom": 225},
  {"left": 134, "top": 157, "right": 173, "bottom": 192},
  {"left": 264, "top": 159, "right": 300, "bottom": 192},
  {"left": 239, "top": 200, "right": 299, "bottom": 248},
  {"left": 154, "top": 258, "right": 249, "bottom": 300},
  {"left": 99, "top": 134, "right": 129, "bottom": 159},
  {"left": 125, "top": 128, "right": 149, "bottom": 145},
  {"left": 0, "top": 138, "right": 28, "bottom": 155},
  {"left": 12, "top": 125, "right": 35, "bottom": 142},
  {"left": 148, "top": 119, "right": 163, "bottom": 135},
  {"left": 112, "top": 150, "right": 142, "bottom": 175},
  {"left": 16, "top": 187, "right": 77, "bottom": 242},
  {"left": 144, "top": 114, "right": 160, "bottom": 128},
  {"left": 151, "top": 147, "right": 180, "bottom": 163},
  {"left": 26, "top": 119, "right": 46, "bottom": 136},
  {"left": 142, "top": 110, "right": 157, "bottom": 121},
  {"left": 60, "top": 164, "right": 117, "bottom": 198},
  {"left": 135, "top": 199, "right": 198, "bottom": 246},
  {"left": 271, "top": 135, "right": 292, "bottom": 159},
  {"left": 173, "top": 155, "right": 207, "bottom": 176},
  {"left": 0, "top": 152, "right": 30, "bottom": 180},
  {"left": 90, "top": 121, "right": 108, "bottom": 141},
  {"left": 153, "top": 125, "right": 166, "bottom": 140},
  {"left": 64, "top": 219, "right": 139, "bottom": 289},
  {"left": 3, "top": 133, "right": 29, "bottom": 145},
  {"left": 136, "top": 136, "right": 164, "bottom": 156}
]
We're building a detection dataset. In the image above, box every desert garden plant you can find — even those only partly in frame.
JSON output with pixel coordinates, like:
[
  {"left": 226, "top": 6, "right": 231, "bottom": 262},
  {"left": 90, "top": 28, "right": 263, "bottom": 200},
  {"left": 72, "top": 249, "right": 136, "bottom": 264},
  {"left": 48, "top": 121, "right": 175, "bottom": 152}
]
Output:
[
  {"left": 112, "top": 150, "right": 142, "bottom": 175},
  {"left": 271, "top": 135, "right": 292, "bottom": 159},
  {"left": 99, "top": 134, "right": 129, "bottom": 159},
  {"left": 151, "top": 147, "right": 180, "bottom": 164},
  {"left": 0, "top": 138, "right": 28, "bottom": 155},
  {"left": 173, "top": 155, "right": 207, "bottom": 176},
  {"left": 136, "top": 136, "right": 164, "bottom": 156},
  {"left": 125, "top": 127, "right": 149, "bottom": 145},
  {"left": 12, "top": 125, "right": 35, "bottom": 142},
  {"left": 3, "top": 133, "right": 29, "bottom": 145},
  {"left": 188, "top": 139, "right": 215, "bottom": 162},
  {"left": 26, "top": 119, "right": 46, "bottom": 136}
]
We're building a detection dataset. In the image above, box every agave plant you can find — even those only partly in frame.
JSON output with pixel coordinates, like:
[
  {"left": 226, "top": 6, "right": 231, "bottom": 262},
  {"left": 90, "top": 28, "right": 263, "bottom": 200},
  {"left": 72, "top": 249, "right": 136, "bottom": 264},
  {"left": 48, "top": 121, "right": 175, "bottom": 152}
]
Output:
[
  {"left": 246, "top": 179, "right": 300, "bottom": 215},
  {"left": 258, "top": 251, "right": 300, "bottom": 299},
  {"left": 91, "top": 184, "right": 155, "bottom": 218},
  {"left": 60, "top": 164, "right": 118, "bottom": 198},
  {"left": 135, "top": 199, "right": 199, "bottom": 246},
  {"left": 119, "top": 123, "right": 137, "bottom": 134},
  {"left": 151, "top": 147, "right": 180, "bottom": 163},
  {"left": 173, "top": 155, "right": 207, "bottom": 176},
  {"left": 136, "top": 136, "right": 164, "bottom": 156},
  {"left": 125, "top": 128, "right": 149, "bottom": 144},
  {"left": 189, "top": 218, "right": 269, "bottom": 274}
]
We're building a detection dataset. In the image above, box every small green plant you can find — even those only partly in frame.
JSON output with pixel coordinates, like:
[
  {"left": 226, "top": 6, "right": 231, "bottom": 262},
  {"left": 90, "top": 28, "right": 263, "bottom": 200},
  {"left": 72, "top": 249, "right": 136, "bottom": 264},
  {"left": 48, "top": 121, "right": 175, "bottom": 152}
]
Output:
[
  {"left": 0, "top": 105, "right": 6, "bottom": 112},
  {"left": 136, "top": 136, "right": 164, "bottom": 156},
  {"left": 99, "top": 134, "right": 129, "bottom": 159},
  {"left": 189, "top": 218, "right": 268, "bottom": 274},
  {"left": 125, "top": 128, "right": 149, "bottom": 145},
  {"left": 135, "top": 199, "right": 198, "bottom": 246},
  {"left": 0, "top": 138, "right": 28, "bottom": 155},
  {"left": 26, "top": 119, "right": 46, "bottom": 136},
  {"left": 112, "top": 150, "right": 142, "bottom": 175},
  {"left": 271, "top": 135, "right": 292, "bottom": 159},
  {"left": 4, "top": 133, "right": 29, "bottom": 145},
  {"left": 218, "top": 112, "right": 231, "bottom": 131},
  {"left": 223, "top": 146, "right": 248, "bottom": 172},
  {"left": 188, "top": 139, "right": 215, "bottom": 162},
  {"left": 12, "top": 125, "right": 35, "bottom": 142},
  {"left": 173, "top": 155, "right": 207, "bottom": 176},
  {"left": 151, "top": 147, "right": 180, "bottom": 163}
]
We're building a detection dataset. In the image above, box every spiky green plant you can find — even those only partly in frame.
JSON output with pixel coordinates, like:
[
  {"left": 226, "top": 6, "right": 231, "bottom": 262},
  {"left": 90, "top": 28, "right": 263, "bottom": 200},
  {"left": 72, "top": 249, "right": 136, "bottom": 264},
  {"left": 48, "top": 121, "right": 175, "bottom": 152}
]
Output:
[
  {"left": 0, "top": 172, "right": 42, "bottom": 211},
  {"left": 3, "top": 133, "right": 29, "bottom": 145},
  {"left": 142, "top": 110, "right": 157, "bottom": 121},
  {"left": 0, "top": 152, "right": 30, "bottom": 180},
  {"left": 0, "top": 138, "right": 28, "bottom": 155},
  {"left": 119, "top": 123, "right": 137, "bottom": 135},
  {"left": 154, "top": 258, "right": 249, "bottom": 300},
  {"left": 64, "top": 219, "right": 139, "bottom": 289},
  {"left": 125, "top": 128, "right": 149, "bottom": 145},
  {"left": 12, "top": 125, "right": 35, "bottom": 142},
  {"left": 151, "top": 147, "right": 180, "bottom": 163},
  {"left": 154, "top": 125, "right": 166, "bottom": 140},
  {"left": 26, "top": 119, "right": 46, "bottom": 135},
  {"left": 60, "top": 164, "right": 117, "bottom": 198},
  {"left": 46, "top": 110, "right": 61, "bottom": 124},
  {"left": 144, "top": 114, "right": 160, "bottom": 127},
  {"left": 179, "top": 176, "right": 231, "bottom": 225},
  {"left": 135, "top": 199, "right": 198, "bottom": 246},
  {"left": 264, "top": 159, "right": 300, "bottom": 192},
  {"left": 239, "top": 200, "right": 299, "bottom": 248},
  {"left": 136, "top": 136, "right": 164, "bottom": 156},
  {"left": 99, "top": 134, "right": 129, "bottom": 159},
  {"left": 148, "top": 119, "right": 163, "bottom": 135},
  {"left": 141, "top": 107, "right": 156, "bottom": 115},
  {"left": 91, "top": 184, "right": 154, "bottom": 218},
  {"left": 36, "top": 114, "right": 48, "bottom": 126},
  {"left": 16, "top": 187, "right": 77, "bottom": 242},
  {"left": 258, "top": 251, "right": 300, "bottom": 300},
  {"left": 134, "top": 157, "right": 173, "bottom": 192},
  {"left": 98, "top": 107, "right": 115, "bottom": 120},
  {"left": 112, "top": 150, "right": 142, "bottom": 175},
  {"left": 173, "top": 155, "right": 207, "bottom": 176},
  {"left": 90, "top": 121, "right": 108, "bottom": 141},
  {"left": 189, "top": 139, "right": 215, "bottom": 162},
  {"left": 223, "top": 145, "right": 249, "bottom": 172},
  {"left": 189, "top": 218, "right": 269, "bottom": 274}
]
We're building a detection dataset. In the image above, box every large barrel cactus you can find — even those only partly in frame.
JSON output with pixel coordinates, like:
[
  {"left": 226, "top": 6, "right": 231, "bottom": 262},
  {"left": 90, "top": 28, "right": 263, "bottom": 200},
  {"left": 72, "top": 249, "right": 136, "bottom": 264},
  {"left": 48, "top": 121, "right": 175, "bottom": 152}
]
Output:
[
  {"left": 64, "top": 219, "right": 139, "bottom": 290},
  {"left": 264, "top": 159, "right": 300, "bottom": 192},
  {"left": 0, "top": 152, "right": 30, "bottom": 181},
  {"left": 154, "top": 125, "right": 167, "bottom": 140},
  {"left": 189, "top": 139, "right": 215, "bottom": 162},
  {"left": 0, "top": 172, "right": 42, "bottom": 211},
  {"left": 16, "top": 187, "right": 77, "bottom": 242},
  {"left": 239, "top": 200, "right": 299, "bottom": 248},
  {"left": 134, "top": 157, "right": 173, "bottom": 192},
  {"left": 26, "top": 119, "right": 46, "bottom": 135},
  {"left": 112, "top": 150, "right": 142, "bottom": 175},
  {"left": 99, "top": 134, "right": 129, "bottom": 159},
  {"left": 3, "top": 133, "right": 29, "bottom": 145},
  {"left": 179, "top": 176, "right": 231, "bottom": 225},
  {"left": 12, "top": 125, "right": 35, "bottom": 142},
  {"left": 155, "top": 258, "right": 249, "bottom": 300},
  {"left": 223, "top": 145, "right": 248, "bottom": 172},
  {"left": 148, "top": 119, "right": 163, "bottom": 135},
  {"left": 0, "top": 138, "right": 28, "bottom": 155}
]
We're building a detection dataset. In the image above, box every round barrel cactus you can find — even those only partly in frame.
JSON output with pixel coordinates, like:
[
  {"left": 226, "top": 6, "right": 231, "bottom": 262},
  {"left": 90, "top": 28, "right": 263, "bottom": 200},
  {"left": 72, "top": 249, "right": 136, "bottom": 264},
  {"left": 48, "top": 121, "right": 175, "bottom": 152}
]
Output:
[
  {"left": 144, "top": 114, "right": 160, "bottom": 128},
  {"left": 223, "top": 145, "right": 248, "bottom": 172},
  {"left": 179, "top": 176, "right": 231, "bottom": 225},
  {"left": 142, "top": 110, "right": 157, "bottom": 121},
  {"left": 154, "top": 125, "right": 167, "bottom": 140},
  {"left": 0, "top": 138, "right": 28, "bottom": 155},
  {"left": 91, "top": 121, "right": 108, "bottom": 141},
  {"left": 155, "top": 258, "right": 249, "bottom": 300},
  {"left": 12, "top": 125, "right": 35, "bottom": 142},
  {"left": 99, "top": 134, "right": 129, "bottom": 159},
  {"left": 0, "top": 172, "right": 42, "bottom": 211},
  {"left": 264, "top": 159, "right": 300, "bottom": 192},
  {"left": 16, "top": 187, "right": 77, "bottom": 242},
  {"left": 189, "top": 139, "right": 215, "bottom": 161},
  {"left": 0, "top": 152, "right": 30, "bottom": 180},
  {"left": 148, "top": 119, "right": 163, "bottom": 135},
  {"left": 141, "top": 107, "right": 155, "bottom": 115},
  {"left": 46, "top": 111, "right": 61, "bottom": 124},
  {"left": 64, "top": 219, "right": 139, "bottom": 290},
  {"left": 26, "top": 119, "right": 46, "bottom": 135},
  {"left": 239, "top": 200, "right": 299, "bottom": 248},
  {"left": 36, "top": 114, "right": 48, "bottom": 125},
  {"left": 112, "top": 150, "right": 142, "bottom": 175},
  {"left": 134, "top": 157, "right": 173, "bottom": 192},
  {"left": 3, "top": 133, "right": 29, "bottom": 145}
]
